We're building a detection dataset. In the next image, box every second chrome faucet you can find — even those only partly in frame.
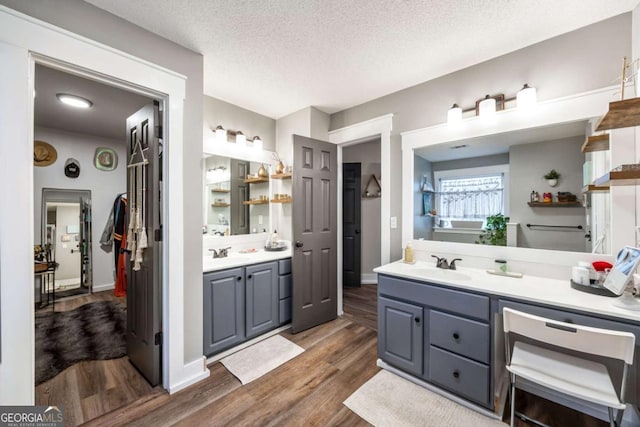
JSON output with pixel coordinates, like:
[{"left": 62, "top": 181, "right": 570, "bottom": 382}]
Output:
[{"left": 431, "top": 255, "right": 462, "bottom": 270}]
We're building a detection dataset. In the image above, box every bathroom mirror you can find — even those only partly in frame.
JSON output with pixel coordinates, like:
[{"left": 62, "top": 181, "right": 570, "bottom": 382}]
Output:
[
  {"left": 402, "top": 87, "right": 618, "bottom": 256},
  {"left": 413, "top": 120, "right": 610, "bottom": 253},
  {"left": 203, "top": 154, "right": 270, "bottom": 236}
]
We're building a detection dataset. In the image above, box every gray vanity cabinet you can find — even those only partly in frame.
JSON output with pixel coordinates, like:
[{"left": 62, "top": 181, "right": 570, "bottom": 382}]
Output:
[
  {"left": 378, "top": 274, "right": 493, "bottom": 409},
  {"left": 203, "top": 267, "right": 245, "bottom": 356},
  {"left": 278, "top": 258, "right": 292, "bottom": 324},
  {"left": 378, "top": 296, "right": 423, "bottom": 376},
  {"left": 245, "top": 261, "right": 279, "bottom": 339}
]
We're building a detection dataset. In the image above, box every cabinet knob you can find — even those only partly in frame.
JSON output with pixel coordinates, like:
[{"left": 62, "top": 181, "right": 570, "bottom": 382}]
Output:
[
  {"left": 414, "top": 317, "right": 420, "bottom": 323},
  {"left": 452, "top": 371, "right": 460, "bottom": 379},
  {"left": 237, "top": 276, "right": 242, "bottom": 281},
  {"left": 247, "top": 274, "right": 253, "bottom": 279},
  {"left": 453, "top": 332, "right": 460, "bottom": 340}
]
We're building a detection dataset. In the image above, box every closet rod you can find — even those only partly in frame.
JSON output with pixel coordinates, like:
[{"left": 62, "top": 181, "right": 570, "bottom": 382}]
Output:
[{"left": 526, "top": 224, "right": 583, "bottom": 230}]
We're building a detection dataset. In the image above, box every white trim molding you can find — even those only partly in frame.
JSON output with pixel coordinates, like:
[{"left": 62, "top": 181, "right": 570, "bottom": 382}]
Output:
[{"left": 329, "top": 114, "right": 393, "bottom": 314}]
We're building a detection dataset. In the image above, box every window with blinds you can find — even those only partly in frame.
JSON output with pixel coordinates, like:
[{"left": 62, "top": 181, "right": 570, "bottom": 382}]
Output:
[{"left": 437, "top": 174, "right": 504, "bottom": 220}]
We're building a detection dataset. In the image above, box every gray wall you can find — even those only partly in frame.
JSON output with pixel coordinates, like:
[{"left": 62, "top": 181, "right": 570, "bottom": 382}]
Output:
[
  {"left": 509, "top": 137, "right": 586, "bottom": 252},
  {"left": 203, "top": 95, "right": 276, "bottom": 151},
  {"left": 414, "top": 155, "right": 433, "bottom": 240},
  {"left": 432, "top": 153, "right": 509, "bottom": 172},
  {"left": 0, "top": 0, "right": 205, "bottom": 362},
  {"left": 330, "top": 13, "right": 631, "bottom": 261},
  {"left": 343, "top": 138, "right": 381, "bottom": 276}
]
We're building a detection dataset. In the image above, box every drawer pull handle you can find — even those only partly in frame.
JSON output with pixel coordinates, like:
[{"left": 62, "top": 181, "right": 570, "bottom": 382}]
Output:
[
  {"left": 453, "top": 332, "right": 460, "bottom": 340},
  {"left": 414, "top": 317, "right": 420, "bottom": 324},
  {"left": 452, "top": 371, "right": 460, "bottom": 379}
]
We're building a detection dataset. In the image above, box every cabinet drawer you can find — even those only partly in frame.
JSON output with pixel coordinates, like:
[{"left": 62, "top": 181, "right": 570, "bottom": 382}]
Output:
[
  {"left": 379, "top": 275, "right": 490, "bottom": 321},
  {"left": 279, "top": 274, "right": 292, "bottom": 299},
  {"left": 430, "top": 310, "right": 490, "bottom": 364},
  {"left": 279, "top": 297, "right": 291, "bottom": 324},
  {"left": 429, "top": 346, "right": 490, "bottom": 407},
  {"left": 279, "top": 258, "right": 291, "bottom": 275}
]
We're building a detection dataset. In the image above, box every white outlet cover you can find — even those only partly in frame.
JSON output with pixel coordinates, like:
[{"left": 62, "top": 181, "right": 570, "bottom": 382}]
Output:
[{"left": 390, "top": 216, "right": 397, "bottom": 229}]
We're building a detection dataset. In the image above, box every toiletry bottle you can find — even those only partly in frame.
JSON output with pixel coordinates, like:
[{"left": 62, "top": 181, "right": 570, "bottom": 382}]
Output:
[
  {"left": 404, "top": 242, "right": 414, "bottom": 263},
  {"left": 271, "top": 229, "right": 279, "bottom": 246},
  {"left": 530, "top": 191, "right": 535, "bottom": 202}
]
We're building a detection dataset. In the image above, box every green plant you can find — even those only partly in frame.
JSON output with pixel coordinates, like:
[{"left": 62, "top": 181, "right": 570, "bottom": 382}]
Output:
[
  {"left": 476, "top": 214, "right": 510, "bottom": 246},
  {"left": 544, "top": 169, "right": 560, "bottom": 180}
]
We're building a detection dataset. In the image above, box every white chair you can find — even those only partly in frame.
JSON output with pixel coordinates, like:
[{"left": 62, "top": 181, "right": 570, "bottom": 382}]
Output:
[{"left": 503, "top": 308, "right": 636, "bottom": 427}]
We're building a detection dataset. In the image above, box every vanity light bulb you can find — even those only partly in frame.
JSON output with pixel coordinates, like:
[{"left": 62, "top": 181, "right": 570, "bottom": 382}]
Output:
[
  {"left": 447, "top": 104, "right": 462, "bottom": 124},
  {"left": 517, "top": 84, "right": 537, "bottom": 110},
  {"left": 478, "top": 95, "right": 496, "bottom": 119},
  {"left": 215, "top": 125, "right": 226, "bottom": 143},
  {"left": 236, "top": 131, "right": 246, "bottom": 146}
]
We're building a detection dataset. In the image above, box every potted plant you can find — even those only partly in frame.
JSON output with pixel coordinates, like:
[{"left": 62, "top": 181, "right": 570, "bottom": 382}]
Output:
[
  {"left": 476, "top": 214, "right": 510, "bottom": 246},
  {"left": 544, "top": 169, "right": 560, "bottom": 187}
]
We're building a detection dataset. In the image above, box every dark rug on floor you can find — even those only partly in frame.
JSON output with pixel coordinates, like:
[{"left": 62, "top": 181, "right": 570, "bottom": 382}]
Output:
[{"left": 35, "top": 300, "right": 127, "bottom": 385}]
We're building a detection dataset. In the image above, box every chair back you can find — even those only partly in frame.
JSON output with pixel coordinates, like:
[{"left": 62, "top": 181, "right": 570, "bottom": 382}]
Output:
[{"left": 503, "top": 308, "right": 635, "bottom": 364}]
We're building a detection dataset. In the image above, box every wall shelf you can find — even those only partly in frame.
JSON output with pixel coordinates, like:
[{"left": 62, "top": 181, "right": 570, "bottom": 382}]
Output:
[
  {"left": 593, "top": 164, "right": 640, "bottom": 186},
  {"left": 595, "top": 97, "right": 640, "bottom": 131},
  {"left": 582, "top": 184, "right": 610, "bottom": 193},
  {"left": 210, "top": 189, "right": 230, "bottom": 193},
  {"left": 243, "top": 199, "right": 269, "bottom": 205},
  {"left": 211, "top": 203, "right": 230, "bottom": 207},
  {"left": 580, "top": 134, "right": 609, "bottom": 153},
  {"left": 244, "top": 177, "right": 269, "bottom": 184},
  {"left": 527, "top": 201, "right": 583, "bottom": 208},
  {"left": 271, "top": 173, "right": 292, "bottom": 179},
  {"left": 271, "top": 198, "right": 292, "bottom": 204}
]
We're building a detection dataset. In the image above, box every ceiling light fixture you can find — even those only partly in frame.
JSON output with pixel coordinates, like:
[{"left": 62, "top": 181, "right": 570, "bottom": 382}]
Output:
[
  {"left": 56, "top": 93, "right": 93, "bottom": 109},
  {"left": 447, "top": 84, "right": 537, "bottom": 124},
  {"left": 252, "top": 136, "right": 263, "bottom": 151}
]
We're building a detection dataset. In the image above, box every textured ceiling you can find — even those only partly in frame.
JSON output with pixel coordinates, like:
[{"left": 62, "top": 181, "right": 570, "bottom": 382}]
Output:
[{"left": 85, "top": 0, "right": 638, "bottom": 119}]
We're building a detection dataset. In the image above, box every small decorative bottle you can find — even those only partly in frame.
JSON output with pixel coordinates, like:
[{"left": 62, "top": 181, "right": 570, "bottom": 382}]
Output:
[{"left": 530, "top": 190, "right": 535, "bottom": 202}]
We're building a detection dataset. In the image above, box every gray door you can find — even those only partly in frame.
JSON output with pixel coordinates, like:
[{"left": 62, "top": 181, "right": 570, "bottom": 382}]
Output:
[
  {"left": 230, "top": 159, "right": 250, "bottom": 235},
  {"left": 203, "top": 267, "right": 245, "bottom": 356},
  {"left": 126, "top": 102, "right": 162, "bottom": 386},
  {"left": 79, "top": 197, "right": 92, "bottom": 290},
  {"left": 291, "top": 135, "right": 337, "bottom": 333},
  {"left": 342, "top": 163, "right": 361, "bottom": 287}
]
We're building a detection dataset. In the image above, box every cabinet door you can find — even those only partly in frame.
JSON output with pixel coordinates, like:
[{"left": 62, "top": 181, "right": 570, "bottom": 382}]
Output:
[
  {"left": 246, "top": 261, "right": 279, "bottom": 339},
  {"left": 203, "top": 267, "right": 245, "bottom": 356},
  {"left": 378, "top": 296, "right": 423, "bottom": 376}
]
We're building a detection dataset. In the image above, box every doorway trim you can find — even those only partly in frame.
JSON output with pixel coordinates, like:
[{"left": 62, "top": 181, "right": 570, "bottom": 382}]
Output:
[
  {"left": 0, "top": 6, "right": 202, "bottom": 403},
  {"left": 328, "top": 114, "right": 392, "bottom": 314}
]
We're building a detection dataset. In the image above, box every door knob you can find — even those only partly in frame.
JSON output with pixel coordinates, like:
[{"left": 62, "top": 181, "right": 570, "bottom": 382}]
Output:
[
  {"left": 355, "top": 229, "right": 360, "bottom": 235},
  {"left": 295, "top": 241, "right": 304, "bottom": 248}
]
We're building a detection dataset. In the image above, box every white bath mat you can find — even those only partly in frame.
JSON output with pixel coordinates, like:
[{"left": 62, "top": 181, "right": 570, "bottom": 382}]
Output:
[
  {"left": 220, "top": 334, "right": 304, "bottom": 385},
  {"left": 344, "top": 370, "right": 505, "bottom": 427}
]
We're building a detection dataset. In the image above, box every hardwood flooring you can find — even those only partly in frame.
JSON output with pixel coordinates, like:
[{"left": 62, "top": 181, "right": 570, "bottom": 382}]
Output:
[{"left": 43, "top": 284, "right": 611, "bottom": 426}]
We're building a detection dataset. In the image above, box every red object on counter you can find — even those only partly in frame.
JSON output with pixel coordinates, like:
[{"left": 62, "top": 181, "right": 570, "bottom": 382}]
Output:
[{"left": 592, "top": 261, "right": 613, "bottom": 272}]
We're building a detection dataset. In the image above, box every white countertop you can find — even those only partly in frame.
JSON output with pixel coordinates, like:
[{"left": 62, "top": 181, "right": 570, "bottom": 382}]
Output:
[
  {"left": 203, "top": 248, "right": 292, "bottom": 273},
  {"left": 374, "top": 260, "right": 640, "bottom": 323}
]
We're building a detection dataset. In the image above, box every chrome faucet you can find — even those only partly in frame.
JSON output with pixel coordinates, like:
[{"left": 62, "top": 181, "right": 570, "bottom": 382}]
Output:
[
  {"left": 209, "top": 247, "right": 231, "bottom": 258},
  {"left": 432, "top": 255, "right": 463, "bottom": 270}
]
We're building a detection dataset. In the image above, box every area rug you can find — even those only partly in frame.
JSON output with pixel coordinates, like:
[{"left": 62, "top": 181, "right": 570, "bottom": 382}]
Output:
[
  {"left": 35, "top": 300, "right": 127, "bottom": 385},
  {"left": 220, "top": 334, "right": 304, "bottom": 385},
  {"left": 344, "top": 370, "right": 505, "bottom": 427}
]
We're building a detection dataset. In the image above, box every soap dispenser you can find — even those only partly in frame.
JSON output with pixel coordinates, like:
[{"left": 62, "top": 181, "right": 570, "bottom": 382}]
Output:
[{"left": 404, "top": 242, "right": 415, "bottom": 264}]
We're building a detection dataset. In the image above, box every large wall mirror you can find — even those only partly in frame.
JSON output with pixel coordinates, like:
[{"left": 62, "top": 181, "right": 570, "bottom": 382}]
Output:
[
  {"left": 203, "top": 154, "right": 270, "bottom": 236},
  {"left": 402, "top": 86, "right": 623, "bottom": 257}
]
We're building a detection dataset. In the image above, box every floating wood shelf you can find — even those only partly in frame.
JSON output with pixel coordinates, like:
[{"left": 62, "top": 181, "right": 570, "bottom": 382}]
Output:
[
  {"left": 582, "top": 184, "right": 610, "bottom": 193},
  {"left": 581, "top": 134, "right": 609, "bottom": 153},
  {"left": 210, "top": 189, "right": 230, "bottom": 193},
  {"left": 595, "top": 98, "right": 640, "bottom": 131},
  {"left": 363, "top": 174, "right": 382, "bottom": 198},
  {"left": 527, "top": 202, "right": 583, "bottom": 208},
  {"left": 271, "top": 173, "right": 292, "bottom": 179},
  {"left": 243, "top": 199, "right": 269, "bottom": 205},
  {"left": 271, "top": 198, "right": 292, "bottom": 204},
  {"left": 244, "top": 177, "right": 269, "bottom": 184},
  {"left": 211, "top": 203, "right": 230, "bottom": 207},
  {"left": 593, "top": 165, "right": 640, "bottom": 186}
]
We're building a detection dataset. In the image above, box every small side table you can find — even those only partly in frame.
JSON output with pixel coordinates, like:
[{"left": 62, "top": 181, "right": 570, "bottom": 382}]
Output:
[{"left": 35, "top": 262, "right": 56, "bottom": 310}]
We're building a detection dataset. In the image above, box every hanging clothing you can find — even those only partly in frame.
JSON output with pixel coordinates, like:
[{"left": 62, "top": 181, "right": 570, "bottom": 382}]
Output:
[
  {"left": 112, "top": 195, "right": 127, "bottom": 270},
  {"left": 114, "top": 226, "right": 127, "bottom": 297}
]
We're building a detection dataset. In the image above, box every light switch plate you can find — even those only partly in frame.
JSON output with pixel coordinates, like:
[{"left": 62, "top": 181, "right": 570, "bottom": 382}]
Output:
[{"left": 390, "top": 216, "right": 397, "bottom": 229}]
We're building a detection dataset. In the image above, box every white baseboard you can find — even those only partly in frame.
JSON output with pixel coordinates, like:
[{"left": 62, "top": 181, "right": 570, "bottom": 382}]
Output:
[
  {"left": 361, "top": 273, "right": 377, "bottom": 284},
  {"left": 92, "top": 283, "right": 115, "bottom": 293},
  {"left": 168, "top": 356, "right": 210, "bottom": 394}
]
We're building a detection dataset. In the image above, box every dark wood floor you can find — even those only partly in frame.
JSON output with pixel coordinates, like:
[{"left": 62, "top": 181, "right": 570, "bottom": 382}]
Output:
[{"left": 39, "top": 284, "right": 610, "bottom": 426}]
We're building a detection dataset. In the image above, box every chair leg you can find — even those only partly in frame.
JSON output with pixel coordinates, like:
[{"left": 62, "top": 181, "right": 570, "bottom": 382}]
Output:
[{"left": 510, "top": 374, "right": 516, "bottom": 427}]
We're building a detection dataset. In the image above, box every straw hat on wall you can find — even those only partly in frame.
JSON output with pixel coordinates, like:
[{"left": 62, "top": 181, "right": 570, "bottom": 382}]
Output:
[{"left": 34, "top": 140, "right": 58, "bottom": 167}]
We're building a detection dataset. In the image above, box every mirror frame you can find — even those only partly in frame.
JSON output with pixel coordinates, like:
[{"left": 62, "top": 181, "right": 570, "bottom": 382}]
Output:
[{"left": 401, "top": 85, "right": 623, "bottom": 264}]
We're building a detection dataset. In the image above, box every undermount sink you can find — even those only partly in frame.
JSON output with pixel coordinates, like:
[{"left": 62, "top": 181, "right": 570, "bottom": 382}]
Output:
[
  {"left": 205, "top": 256, "right": 251, "bottom": 265},
  {"left": 411, "top": 268, "right": 472, "bottom": 282}
]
